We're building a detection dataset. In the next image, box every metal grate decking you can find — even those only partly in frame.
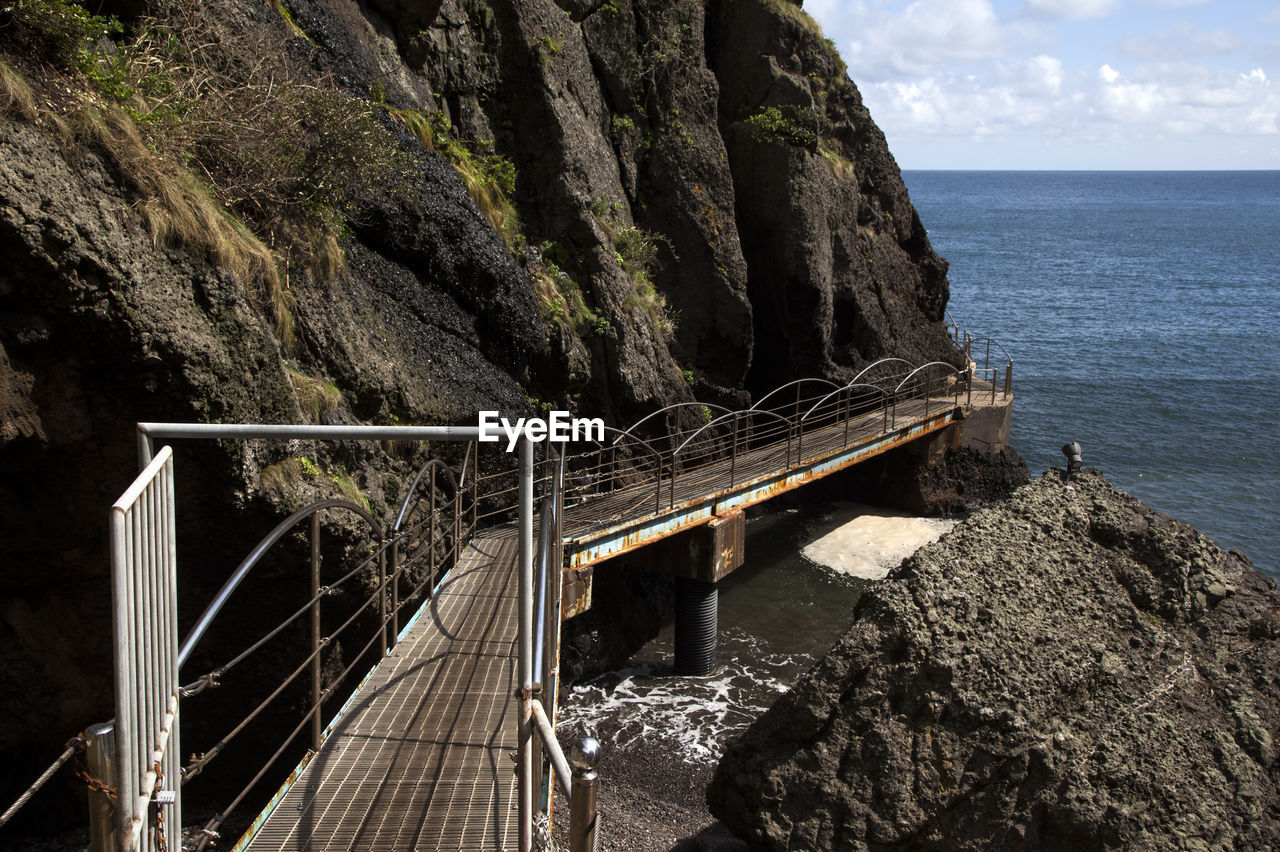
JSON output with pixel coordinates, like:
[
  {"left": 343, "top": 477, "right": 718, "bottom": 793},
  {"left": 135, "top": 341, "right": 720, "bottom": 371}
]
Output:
[{"left": 247, "top": 529, "right": 522, "bottom": 851}]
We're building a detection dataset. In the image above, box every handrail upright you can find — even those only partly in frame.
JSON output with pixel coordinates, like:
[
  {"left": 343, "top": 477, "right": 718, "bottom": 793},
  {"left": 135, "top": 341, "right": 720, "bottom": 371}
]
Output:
[{"left": 310, "top": 514, "right": 322, "bottom": 751}]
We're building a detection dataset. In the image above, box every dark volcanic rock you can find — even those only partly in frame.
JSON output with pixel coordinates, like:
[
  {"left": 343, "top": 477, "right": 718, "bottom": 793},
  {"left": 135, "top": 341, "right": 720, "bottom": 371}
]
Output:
[
  {"left": 829, "top": 444, "right": 1032, "bottom": 517},
  {"left": 710, "top": 470, "right": 1280, "bottom": 850}
]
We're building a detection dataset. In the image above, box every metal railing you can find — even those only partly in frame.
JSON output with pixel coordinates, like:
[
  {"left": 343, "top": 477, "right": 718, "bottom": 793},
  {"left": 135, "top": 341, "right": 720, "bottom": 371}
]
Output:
[
  {"left": 19, "top": 330, "right": 1015, "bottom": 852},
  {"left": 120, "top": 424, "right": 598, "bottom": 852},
  {"left": 543, "top": 355, "right": 972, "bottom": 531},
  {"left": 948, "top": 314, "right": 1014, "bottom": 405},
  {"left": 110, "top": 446, "right": 181, "bottom": 852}
]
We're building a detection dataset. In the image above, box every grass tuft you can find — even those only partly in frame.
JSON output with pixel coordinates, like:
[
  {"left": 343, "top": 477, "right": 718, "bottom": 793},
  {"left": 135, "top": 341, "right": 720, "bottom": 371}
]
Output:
[
  {"left": 0, "top": 60, "right": 39, "bottom": 120},
  {"left": 75, "top": 104, "right": 295, "bottom": 345},
  {"left": 390, "top": 107, "right": 521, "bottom": 252},
  {"left": 590, "top": 205, "right": 676, "bottom": 340},
  {"left": 286, "top": 366, "right": 342, "bottom": 422}
]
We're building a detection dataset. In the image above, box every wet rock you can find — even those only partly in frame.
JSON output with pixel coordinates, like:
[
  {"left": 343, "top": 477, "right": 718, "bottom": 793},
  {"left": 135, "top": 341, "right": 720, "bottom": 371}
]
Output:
[{"left": 709, "top": 470, "right": 1280, "bottom": 850}]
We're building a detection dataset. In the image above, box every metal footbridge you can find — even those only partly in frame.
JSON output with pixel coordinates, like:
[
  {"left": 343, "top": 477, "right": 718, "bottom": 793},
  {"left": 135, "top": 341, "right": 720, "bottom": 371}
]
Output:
[{"left": 38, "top": 334, "right": 1011, "bottom": 852}]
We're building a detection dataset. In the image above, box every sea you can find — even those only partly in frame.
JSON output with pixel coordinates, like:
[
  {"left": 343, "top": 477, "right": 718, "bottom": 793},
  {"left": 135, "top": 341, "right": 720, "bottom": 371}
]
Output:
[
  {"left": 557, "top": 171, "right": 1280, "bottom": 831},
  {"left": 905, "top": 170, "right": 1279, "bottom": 577}
]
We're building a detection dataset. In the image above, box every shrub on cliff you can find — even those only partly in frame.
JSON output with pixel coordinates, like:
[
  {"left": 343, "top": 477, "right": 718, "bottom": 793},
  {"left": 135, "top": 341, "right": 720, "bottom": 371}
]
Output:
[{"left": 1, "top": 1, "right": 416, "bottom": 348}]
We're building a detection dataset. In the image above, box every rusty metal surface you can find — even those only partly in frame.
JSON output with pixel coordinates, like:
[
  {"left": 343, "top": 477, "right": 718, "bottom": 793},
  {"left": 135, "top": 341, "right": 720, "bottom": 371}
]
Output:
[{"left": 245, "top": 529, "right": 521, "bottom": 852}]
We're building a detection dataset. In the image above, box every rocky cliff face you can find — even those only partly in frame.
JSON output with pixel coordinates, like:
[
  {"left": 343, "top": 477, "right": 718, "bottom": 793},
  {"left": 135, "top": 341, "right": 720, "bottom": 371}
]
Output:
[
  {"left": 710, "top": 470, "right": 1280, "bottom": 850},
  {"left": 0, "top": 0, "right": 960, "bottom": 822}
]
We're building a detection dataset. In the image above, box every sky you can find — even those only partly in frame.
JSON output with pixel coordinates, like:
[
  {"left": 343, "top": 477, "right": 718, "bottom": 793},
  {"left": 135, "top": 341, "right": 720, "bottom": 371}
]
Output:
[{"left": 805, "top": 0, "right": 1280, "bottom": 169}]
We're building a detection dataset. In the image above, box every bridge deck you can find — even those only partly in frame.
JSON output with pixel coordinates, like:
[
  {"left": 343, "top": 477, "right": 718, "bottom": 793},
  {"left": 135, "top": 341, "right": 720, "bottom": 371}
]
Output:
[
  {"left": 247, "top": 529, "right": 521, "bottom": 851},
  {"left": 244, "top": 394, "right": 964, "bottom": 849}
]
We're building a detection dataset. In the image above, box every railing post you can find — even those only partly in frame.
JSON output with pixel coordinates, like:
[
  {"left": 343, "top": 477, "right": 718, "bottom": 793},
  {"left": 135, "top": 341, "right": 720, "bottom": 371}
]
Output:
[
  {"left": 428, "top": 465, "right": 437, "bottom": 596},
  {"left": 390, "top": 537, "right": 400, "bottom": 643},
  {"left": 569, "top": 738, "right": 601, "bottom": 852},
  {"left": 453, "top": 507, "right": 461, "bottom": 572},
  {"left": 1004, "top": 363, "right": 1013, "bottom": 398},
  {"left": 655, "top": 456, "right": 663, "bottom": 514},
  {"left": 842, "top": 389, "right": 850, "bottom": 446},
  {"left": 517, "top": 438, "right": 535, "bottom": 852},
  {"left": 378, "top": 543, "right": 388, "bottom": 655},
  {"left": 471, "top": 439, "right": 478, "bottom": 535},
  {"left": 310, "top": 512, "right": 322, "bottom": 751},
  {"left": 84, "top": 722, "right": 117, "bottom": 852},
  {"left": 730, "top": 415, "right": 738, "bottom": 486},
  {"left": 991, "top": 370, "right": 997, "bottom": 405}
]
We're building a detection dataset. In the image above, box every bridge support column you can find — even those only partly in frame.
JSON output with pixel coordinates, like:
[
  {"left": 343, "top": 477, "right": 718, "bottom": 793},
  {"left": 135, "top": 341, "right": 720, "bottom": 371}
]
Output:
[
  {"left": 661, "top": 509, "right": 745, "bottom": 676},
  {"left": 674, "top": 577, "right": 718, "bottom": 675}
]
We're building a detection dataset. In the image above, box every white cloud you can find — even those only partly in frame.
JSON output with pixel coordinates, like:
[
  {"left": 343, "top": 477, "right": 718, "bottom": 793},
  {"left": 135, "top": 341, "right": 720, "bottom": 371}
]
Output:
[
  {"left": 807, "top": 0, "right": 1279, "bottom": 166},
  {"left": 1023, "top": 0, "right": 1118, "bottom": 20},
  {"left": 842, "top": 0, "right": 1040, "bottom": 80},
  {"left": 1023, "top": 54, "right": 1065, "bottom": 94},
  {"left": 1138, "top": 0, "right": 1210, "bottom": 8},
  {"left": 856, "top": 57, "right": 1279, "bottom": 153},
  {"left": 1117, "top": 23, "right": 1246, "bottom": 61}
]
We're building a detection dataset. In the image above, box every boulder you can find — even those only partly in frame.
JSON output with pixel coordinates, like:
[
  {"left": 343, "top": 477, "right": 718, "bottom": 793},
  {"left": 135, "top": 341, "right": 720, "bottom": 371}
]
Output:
[{"left": 710, "top": 470, "right": 1280, "bottom": 850}]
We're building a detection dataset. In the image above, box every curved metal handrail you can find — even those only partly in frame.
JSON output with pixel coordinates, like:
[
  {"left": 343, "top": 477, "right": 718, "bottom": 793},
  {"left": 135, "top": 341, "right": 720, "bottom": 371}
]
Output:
[
  {"left": 178, "top": 498, "right": 383, "bottom": 668},
  {"left": 801, "top": 383, "right": 887, "bottom": 422},
  {"left": 673, "top": 408, "right": 793, "bottom": 457},
  {"left": 614, "top": 401, "right": 733, "bottom": 443},
  {"left": 562, "top": 425, "right": 666, "bottom": 503},
  {"left": 893, "top": 361, "right": 962, "bottom": 395},
  {"left": 965, "top": 336, "right": 1013, "bottom": 368},
  {"left": 395, "top": 458, "right": 460, "bottom": 532},
  {"left": 753, "top": 378, "right": 842, "bottom": 412},
  {"left": 851, "top": 357, "right": 914, "bottom": 386},
  {"left": 582, "top": 425, "right": 664, "bottom": 463}
]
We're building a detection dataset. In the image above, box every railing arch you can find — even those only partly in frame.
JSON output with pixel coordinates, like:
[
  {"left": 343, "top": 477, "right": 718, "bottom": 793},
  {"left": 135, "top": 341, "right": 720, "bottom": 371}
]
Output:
[
  {"left": 178, "top": 498, "right": 383, "bottom": 668},
  {"left": 394, "top": 458, "right": 460, "bottom": 533},
  {"left": 851, "top": 357, "right": 914, "bottom": 388},
  {"left": 562, "top": 425, "right": 667, "bottom": 512},
  {"left": 672, "top": 408, "right": 793, "bottom": 458},
  {"left": 614, "top": 401, "right": 733, "bottom": 445},
  {"left": 801, "top": 382, "right": 887, "bottom": 422},
  {"left": 178, "top": 496, "right": 394, "bottom": 846},
  {"left": 893, "top": 361, "right": 963, "bottom": 396},
  {"left": 753, "top": 378, "right": 842, "bottom": 413}
]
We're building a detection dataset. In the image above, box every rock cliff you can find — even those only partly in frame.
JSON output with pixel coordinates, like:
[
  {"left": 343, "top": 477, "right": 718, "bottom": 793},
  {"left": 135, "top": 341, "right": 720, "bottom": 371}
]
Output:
[
  {"left": 0, "top": 0, "right": 962, "bottom": 826},
  {"left": 710, "top": 470, "right": 1280, "bottom": 850}
]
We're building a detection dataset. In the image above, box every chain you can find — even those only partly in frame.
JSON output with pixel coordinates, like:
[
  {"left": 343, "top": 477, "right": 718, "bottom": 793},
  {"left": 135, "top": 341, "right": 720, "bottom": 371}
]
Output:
[
  {"left": 73, "top": 754, "right": 118, "bottom": 800},
  {"left": 153, "top": 762, "right": 169, "bottom": 852}
]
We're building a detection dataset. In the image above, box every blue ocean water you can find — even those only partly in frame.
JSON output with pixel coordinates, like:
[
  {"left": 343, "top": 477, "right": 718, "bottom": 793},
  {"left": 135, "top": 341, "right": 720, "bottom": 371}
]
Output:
[{"left": 903, "top": 171, "right": 1280, "bottom": 575}]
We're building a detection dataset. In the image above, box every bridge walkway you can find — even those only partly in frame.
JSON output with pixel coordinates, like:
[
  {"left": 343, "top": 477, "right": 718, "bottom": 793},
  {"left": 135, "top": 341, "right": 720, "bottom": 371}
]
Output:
[
  {"left": 246, "top": 530, "right": 520, "bottom": 851},
  {"left": 246, "top": 393, "right": 964, "bottom": 850}
]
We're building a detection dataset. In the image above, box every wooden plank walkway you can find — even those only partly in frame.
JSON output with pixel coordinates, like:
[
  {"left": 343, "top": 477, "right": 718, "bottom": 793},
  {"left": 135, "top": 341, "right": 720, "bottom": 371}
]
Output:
[{"left": 247, "top": 529, "right": 522, "bottom": 851}]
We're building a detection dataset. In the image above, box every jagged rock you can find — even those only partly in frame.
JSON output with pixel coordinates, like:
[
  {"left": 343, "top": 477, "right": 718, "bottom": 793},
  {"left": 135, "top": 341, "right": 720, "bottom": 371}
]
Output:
[{"left": 709, "top": 470, "right": 1280, "bottom": 850}]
